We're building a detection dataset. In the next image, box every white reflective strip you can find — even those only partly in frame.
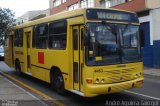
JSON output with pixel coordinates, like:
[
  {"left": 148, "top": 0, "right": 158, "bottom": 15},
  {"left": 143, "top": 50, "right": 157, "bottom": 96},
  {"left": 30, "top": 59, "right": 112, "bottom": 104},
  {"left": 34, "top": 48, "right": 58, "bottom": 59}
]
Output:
[
  {"left": 125, "top": 90, "right": 160, "bottom": 101},
  {"left": 70, "top": 90, "right": 84, "bottom": 96},
  {"left": 25, "top": 72, "right": 32, "bottom": 76}
]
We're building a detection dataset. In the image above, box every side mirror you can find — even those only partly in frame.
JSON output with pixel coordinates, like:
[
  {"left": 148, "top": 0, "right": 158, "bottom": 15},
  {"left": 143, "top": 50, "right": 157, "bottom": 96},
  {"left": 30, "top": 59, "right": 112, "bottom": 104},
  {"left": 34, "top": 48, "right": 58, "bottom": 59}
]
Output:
[{"left": 84, "top": 33, "right": 90, "bottom": 46}]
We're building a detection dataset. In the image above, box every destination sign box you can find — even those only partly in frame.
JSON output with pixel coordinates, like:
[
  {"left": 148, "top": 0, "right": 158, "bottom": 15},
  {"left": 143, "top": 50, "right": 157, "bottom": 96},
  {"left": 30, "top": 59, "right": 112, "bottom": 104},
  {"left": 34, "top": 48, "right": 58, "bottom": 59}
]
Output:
[{"left": 86, "top": 9, "right": 139, "bottom": 23}]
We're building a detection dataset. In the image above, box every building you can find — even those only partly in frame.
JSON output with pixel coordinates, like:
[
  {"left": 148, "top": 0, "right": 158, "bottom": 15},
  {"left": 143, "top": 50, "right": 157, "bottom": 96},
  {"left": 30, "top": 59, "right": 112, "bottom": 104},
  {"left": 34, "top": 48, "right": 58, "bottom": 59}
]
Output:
[
  {"left": 111, "top": 0, "right": 160, "bottom": 68},
  {"left": 16, "top": 9, "right": 50, "bottom": 25},
  {"left": 50, "top": 0, "right": 95, "bottom": 15},
  {"left": 99, "top": 0, "right": 133, "bottom": 8},
  {"left": 49, "top": 0, "right": 133, "bottom": 15},
  {"left": 49, "top": 0, "right": 160, "bottom": 68}
]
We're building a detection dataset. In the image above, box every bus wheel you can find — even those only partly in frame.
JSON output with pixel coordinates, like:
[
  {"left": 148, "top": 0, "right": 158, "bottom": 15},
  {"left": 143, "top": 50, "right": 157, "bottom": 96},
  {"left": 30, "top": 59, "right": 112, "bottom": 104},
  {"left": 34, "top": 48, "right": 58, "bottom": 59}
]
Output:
[
  {"left": 15, "top": 61, "right": 22, "bottom": 76},
  {"left": 52, "top": 71, "right": 65, "bottom": 94}
]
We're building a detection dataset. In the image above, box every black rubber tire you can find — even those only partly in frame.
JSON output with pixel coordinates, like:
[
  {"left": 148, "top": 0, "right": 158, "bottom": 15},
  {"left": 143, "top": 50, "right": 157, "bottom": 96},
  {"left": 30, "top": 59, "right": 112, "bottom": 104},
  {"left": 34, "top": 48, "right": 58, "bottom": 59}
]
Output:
[
  {"left": 15, "top": 61, "right": 22, "bottom": 76},
  {"left": 51, "top": 71, "right": 65, "bottom": 94}
]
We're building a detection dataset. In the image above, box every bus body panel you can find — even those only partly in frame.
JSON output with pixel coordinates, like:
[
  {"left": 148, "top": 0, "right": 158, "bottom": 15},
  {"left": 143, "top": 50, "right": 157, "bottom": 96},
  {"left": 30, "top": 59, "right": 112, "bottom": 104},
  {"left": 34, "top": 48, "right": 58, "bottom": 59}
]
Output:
[
  {"left": 85, "top": 77, "right": 143, "bottom": 97},
  {"left": 14, "top": 47, "right": 25, "bottom": 72},
  {"left": 83, "top": 62, "right": 143, "bottom": 97},
  {"left": 4, "top": 35, "right": 13, "bottom": 67},
  {"left": 5, "top": 8, "right": 143, "bottom": 97}
]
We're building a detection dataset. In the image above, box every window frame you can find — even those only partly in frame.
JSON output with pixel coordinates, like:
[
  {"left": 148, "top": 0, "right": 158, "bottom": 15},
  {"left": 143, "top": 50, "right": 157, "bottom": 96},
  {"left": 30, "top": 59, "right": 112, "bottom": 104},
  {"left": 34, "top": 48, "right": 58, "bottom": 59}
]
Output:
[
  {"left": 14, "top": 30, "right": 19, "bottom": 47},
  {"left": 19, "top": 29, "right": 23, "bottom": 47},
  {"left": 14, "top": 29, "right": 23, "bottom": 47},
  {"left": 35, "top": 23, "right": 49, "bottom": 49},
  {"left": 32, "top": 26, "right": 36, "bottom": 48},
  {"left": 48, "top": 20, "right": 67, "bottom": 50}
]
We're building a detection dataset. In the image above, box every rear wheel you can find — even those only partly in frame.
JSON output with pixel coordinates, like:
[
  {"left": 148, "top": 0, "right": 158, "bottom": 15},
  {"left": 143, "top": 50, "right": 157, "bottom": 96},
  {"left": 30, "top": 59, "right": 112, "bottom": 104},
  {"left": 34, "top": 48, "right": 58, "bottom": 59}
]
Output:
[
  {"left": 15, "top": 61, "right": 22, "bottom": 76},
  {"left": 51, "top": 70, "right": 65, "bottom": 94}
]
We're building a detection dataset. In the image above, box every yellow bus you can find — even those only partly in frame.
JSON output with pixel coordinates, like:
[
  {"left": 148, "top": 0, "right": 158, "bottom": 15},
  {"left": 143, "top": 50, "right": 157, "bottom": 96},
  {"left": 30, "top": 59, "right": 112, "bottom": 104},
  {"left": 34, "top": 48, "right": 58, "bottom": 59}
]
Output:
[{"left": 5, "top": 8, "right": 144, "bottom": 97}]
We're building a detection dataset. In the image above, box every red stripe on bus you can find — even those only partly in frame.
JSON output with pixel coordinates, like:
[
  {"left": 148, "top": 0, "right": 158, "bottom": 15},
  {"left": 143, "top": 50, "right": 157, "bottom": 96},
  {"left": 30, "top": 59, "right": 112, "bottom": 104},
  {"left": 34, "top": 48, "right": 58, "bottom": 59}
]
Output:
[{"left": 38, "top": 52, "right": 44, "bottom": 64}]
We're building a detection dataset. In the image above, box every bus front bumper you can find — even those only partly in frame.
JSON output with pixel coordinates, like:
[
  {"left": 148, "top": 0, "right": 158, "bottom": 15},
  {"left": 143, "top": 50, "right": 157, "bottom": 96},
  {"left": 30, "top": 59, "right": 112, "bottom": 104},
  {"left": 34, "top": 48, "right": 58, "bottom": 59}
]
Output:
[{"left": 85, "top": 77, "right": 144, "bottom": 97}]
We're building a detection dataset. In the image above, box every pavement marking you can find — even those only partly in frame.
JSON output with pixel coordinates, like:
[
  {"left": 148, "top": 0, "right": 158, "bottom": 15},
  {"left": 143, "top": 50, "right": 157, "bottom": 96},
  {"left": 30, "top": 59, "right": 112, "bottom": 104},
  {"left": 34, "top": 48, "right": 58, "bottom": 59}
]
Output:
[
  {"left": 125, "top": 90, "right": 160, "bottom": 101},
  {"left": 0, "top": 71, "right": 65, "bottom": 106},
  {"left": 3, "top": 76, "right": 49, "bottom": 106}
]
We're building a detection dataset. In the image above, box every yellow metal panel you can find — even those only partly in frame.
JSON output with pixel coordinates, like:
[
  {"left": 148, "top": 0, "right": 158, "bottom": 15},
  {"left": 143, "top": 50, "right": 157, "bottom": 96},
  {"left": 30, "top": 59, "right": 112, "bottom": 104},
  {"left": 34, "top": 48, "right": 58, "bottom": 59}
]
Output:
[
  {"left": 23, "top": 27, "right": 32, "bottom": 32},
  {"left": 4, "top": 35, "right": 14, "bottom": 67},
  {"left": 9, "top": 8, "right": 142, "bottom": 97}
]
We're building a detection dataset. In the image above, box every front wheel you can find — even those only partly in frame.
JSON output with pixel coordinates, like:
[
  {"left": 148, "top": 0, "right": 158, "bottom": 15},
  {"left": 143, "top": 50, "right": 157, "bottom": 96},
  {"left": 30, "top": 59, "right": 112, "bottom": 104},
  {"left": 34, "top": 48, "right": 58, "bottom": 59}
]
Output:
[{"left": 52, "top": 72, "right": 65, "bottom": 94}]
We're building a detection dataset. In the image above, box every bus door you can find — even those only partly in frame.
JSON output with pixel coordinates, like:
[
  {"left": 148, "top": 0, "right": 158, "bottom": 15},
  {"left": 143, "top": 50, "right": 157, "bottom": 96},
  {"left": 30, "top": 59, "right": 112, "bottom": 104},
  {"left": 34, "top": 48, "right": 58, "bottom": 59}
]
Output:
[
  {"left": 72, "top": 25, "right": 84, "bottom": 92},
  {"left": 24, "top": 31, "right": 31, "bottom": 75},
  {"left": 5, "top": 35, "right": 14, "bottom": 67},
  {"left": 10, "top": 35, "right": 14, "bottom": 67}
]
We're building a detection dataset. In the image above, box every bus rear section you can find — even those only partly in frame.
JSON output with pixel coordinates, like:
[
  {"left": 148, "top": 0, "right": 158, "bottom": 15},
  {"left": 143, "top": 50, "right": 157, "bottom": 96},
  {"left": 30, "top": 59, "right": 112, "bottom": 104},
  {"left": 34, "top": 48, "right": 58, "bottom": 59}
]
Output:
[{"left": 4, "top": 33, "right": 14, "bottom": 67}]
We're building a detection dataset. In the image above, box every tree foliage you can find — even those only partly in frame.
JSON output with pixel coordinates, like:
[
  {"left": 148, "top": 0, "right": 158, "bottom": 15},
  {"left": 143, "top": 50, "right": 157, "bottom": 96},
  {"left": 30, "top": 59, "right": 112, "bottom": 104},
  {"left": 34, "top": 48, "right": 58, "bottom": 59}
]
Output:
[{"left": 0, "top": 8, "right": 15, "bottom": 46}]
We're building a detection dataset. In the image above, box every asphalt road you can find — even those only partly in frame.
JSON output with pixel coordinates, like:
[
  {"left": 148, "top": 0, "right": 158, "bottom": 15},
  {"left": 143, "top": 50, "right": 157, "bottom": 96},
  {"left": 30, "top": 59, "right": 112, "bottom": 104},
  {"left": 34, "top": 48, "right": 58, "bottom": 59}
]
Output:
[{"left": 0, "top": 61, "right": 160, "bottom": 106}]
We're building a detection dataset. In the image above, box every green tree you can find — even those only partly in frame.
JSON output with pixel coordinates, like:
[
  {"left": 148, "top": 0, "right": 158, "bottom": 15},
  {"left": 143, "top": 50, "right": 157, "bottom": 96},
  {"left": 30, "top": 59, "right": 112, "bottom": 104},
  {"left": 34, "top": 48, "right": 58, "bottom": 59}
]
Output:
[{"left": 0, "top": 8, "right": 15, "bottom": 46}]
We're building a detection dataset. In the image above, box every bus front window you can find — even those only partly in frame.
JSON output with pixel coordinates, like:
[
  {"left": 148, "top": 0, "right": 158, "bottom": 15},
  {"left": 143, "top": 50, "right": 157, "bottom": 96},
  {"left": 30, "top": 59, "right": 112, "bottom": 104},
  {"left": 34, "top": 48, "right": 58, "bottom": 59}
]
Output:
[
  {"left": 85, "top": 23, "right": 141, "bottom": 66},
  {"left": 119, "top": 25, "right": 141, "bottom": 63},
  {"left": 86, "top": 23, "right": 121, "bottom": 66}
]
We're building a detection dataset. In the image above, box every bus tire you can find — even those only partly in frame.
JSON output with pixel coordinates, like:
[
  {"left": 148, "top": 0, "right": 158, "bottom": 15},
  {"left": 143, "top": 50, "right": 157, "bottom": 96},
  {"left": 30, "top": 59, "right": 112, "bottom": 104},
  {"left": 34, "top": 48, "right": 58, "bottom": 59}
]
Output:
[
  {"left": 51, "top": 70, "right": 65, "bottom": 94},
  {"left": 15, "top": 60, "right": 22, "bottom": 76}
]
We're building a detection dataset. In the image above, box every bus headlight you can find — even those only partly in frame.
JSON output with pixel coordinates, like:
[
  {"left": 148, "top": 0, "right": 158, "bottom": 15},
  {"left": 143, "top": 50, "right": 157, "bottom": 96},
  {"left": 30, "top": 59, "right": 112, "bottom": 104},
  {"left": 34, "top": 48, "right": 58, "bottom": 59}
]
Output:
[
  {"left": 95, "top": 79, "right": 99, "bottom": 83},
  {"left": 101, "top": 79, "right": 105, "bottom": 83},
  {"left": 135, "top": 73, "right": 142, "bottom": 78},
  {"left": 135, "top": 74, "right": 138, "bottom": 78}
]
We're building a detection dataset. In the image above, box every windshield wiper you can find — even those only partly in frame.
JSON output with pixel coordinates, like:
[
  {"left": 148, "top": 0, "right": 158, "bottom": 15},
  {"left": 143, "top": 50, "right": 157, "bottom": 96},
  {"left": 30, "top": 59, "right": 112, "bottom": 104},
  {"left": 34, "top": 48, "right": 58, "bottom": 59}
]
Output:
[
  {"left": 101, "top": 21, "right": 117, "bottom": 36},
  {"left": 122, "top": 22, "right": 131, "bottom": 34}
]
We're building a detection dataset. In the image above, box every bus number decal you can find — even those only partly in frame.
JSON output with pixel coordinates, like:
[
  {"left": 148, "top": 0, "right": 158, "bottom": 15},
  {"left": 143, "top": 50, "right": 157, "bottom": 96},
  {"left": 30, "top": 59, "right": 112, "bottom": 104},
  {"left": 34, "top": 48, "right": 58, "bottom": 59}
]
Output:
[
  {"left": 94, "top": 69, "right": 103, "bottom": 73},
  {"left": 38, "top": 52, "right": 44, "bottom": 64}
]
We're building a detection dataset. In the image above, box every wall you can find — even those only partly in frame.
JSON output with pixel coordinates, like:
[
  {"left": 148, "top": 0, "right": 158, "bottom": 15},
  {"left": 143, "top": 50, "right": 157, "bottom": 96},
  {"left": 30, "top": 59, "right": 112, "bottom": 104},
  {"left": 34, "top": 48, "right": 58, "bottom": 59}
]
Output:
[
  {"left": 95, "top": 0, "right": 101, "bottom": 7},
  {"left": 140, "top": 22, "right": 154, "bottom": 67},
  {"left": 153, "top": 41, "right": 160, "bottom": 68},
  {"left": 151, "top": 8, "right": 160, "bottom": 68},
  {"left": 151, "top": 8, "right": 160, "bottom": 41},
  {"left": 146, "top": 0, "right": 160, "bottom": 9},
  {"left": 112, "top": 0, "right": 146, "bottom": 12},
  {"left": 139, "top": 15, "right": 153, "bottom": 45},
  {"left": 139, "top": 8, "right": 160, "bottom": 68},
  {"left": 16, "top": 10, "right": 49, "bottom": 25},
  {"left": 50, "top": 0, "right": 80, "bottom": 15}
]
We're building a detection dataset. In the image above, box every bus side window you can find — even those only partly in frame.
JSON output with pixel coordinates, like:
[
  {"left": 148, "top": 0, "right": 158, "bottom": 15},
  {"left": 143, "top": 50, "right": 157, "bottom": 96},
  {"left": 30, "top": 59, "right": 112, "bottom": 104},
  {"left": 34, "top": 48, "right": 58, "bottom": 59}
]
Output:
[
  {"left": 81, "top": 28, "right": 84, "bottom": 50},
  {"left": 14, "top": 29, "right": 23, "bottom": 47},
  {"left": 14, "top": 30, "right": 18, "bottom": 47},
  {"left": 73, "top": 29, "right": 78, "bottom": 50},
  {"left": 19, "top": 29, "right": 23, "bottom": 47},
  {"left": 14, "top": 30, "right": 19, "bottom": 47},
  {"left": 32, "top": 26, "right": 36, "bottom": 48},
  {"left": 35, "top": 24, "right": 48, "bottom": 49},
  {"left": 49, "top": 20, "right": 67, "bottom": 49}
]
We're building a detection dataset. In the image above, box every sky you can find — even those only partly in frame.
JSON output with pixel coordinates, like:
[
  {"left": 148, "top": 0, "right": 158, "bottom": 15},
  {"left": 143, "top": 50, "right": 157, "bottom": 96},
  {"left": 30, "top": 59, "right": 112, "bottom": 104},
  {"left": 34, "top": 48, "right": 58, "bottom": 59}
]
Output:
[{"left": 0, "top": 0, "right": 49, "bottom": 17}]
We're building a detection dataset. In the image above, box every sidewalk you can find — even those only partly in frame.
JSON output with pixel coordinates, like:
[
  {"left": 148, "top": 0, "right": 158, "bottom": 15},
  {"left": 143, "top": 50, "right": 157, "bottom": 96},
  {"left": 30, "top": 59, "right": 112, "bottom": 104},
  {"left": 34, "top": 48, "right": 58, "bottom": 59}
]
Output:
[
  {"left": 144, "top": 67, "right": 160, "bottom": 77},
  {"left": 0, "top": 74, "right": 47, "bottom": 106}
]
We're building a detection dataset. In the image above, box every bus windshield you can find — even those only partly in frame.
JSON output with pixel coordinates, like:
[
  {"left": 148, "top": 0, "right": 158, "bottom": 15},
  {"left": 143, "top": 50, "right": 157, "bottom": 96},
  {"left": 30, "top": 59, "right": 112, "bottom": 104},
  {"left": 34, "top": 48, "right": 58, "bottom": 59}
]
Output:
[{"left": 85, "top": 22, "right": 141, "bottom": 66}]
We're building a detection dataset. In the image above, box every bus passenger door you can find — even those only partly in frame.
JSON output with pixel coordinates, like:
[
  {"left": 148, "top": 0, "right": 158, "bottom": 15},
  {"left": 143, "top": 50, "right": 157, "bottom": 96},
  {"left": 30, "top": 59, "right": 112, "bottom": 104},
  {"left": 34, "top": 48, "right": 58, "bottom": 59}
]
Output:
[
  {"left": 72, "top": 25, "right": 84, "bottom": 92},
  {"left": 4, "top": 35, "right": 14, "bottom": 67},
  {"left": 25, "top": 31, "right": 31, "bottom": 75}
]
